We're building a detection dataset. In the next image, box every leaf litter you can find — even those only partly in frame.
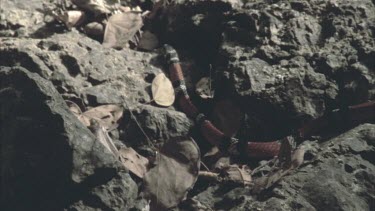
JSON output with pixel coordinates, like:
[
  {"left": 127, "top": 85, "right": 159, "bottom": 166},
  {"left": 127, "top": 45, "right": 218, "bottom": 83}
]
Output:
[{"left": 49, "top": 1, "right": 314, "bottom": 208}]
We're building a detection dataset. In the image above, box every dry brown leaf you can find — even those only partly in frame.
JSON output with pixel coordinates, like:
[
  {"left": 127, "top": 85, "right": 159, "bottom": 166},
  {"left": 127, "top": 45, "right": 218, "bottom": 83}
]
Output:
[
  {"left": 67, "top": 103, "right": 122, "bottom": 129},
  {"left": 91, "top": 120, "right": 120, "bottom": 156},
  {"left": 77, "top": 115, "right": 91, "bottom": 127},
  {"left": 152, "top": 73, "right": 175, "bottom": 107},
  {"left": 66, "top": 100, "right": 82, "bottom": 115},
  {"left": 195, "top": 77, "right": 214, "bottom": 99},
  {"left": 222, "top": 165, "right": 252, "bottom": 185},
  {"left": 119, "top": 147, "right": 149, "bottom": 178},
  {"left": 198, "top": 171, "right": 220, "bottom": 182},
  {"left": 143, "top": 138, "right": 200, "bottom": 210},
  {"left": 103, "top": 12, "right": 143, "bottom": 49},
  {"left": 212, "top": 99, "right": 243, "bottom": 137},
  {"left": 66, "top": 101, "right": 91, "bottom": 126},
  {"left": 82, "top": 104, "right": 123, "bottom": 129}
]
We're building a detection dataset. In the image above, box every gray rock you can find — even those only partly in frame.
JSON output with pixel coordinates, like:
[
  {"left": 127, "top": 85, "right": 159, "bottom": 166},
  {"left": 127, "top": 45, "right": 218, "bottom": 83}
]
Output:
[
  {"left": 0, "top": 67, "right": 137, "bottom": 210},
  {"left": 191, "top": 124, "right": 375, "bottom": 211},
  {"left": 122, "top": 104, "right": 193, "bottom": 148},
  {"left": 0, "top": 31, "right": 163, "bottom": 108},
  {"left": 0, "top": 0, "right": 47, "bottom": 38},
  {"left": 220, "top": 56, "right": 337, "bottom": 138}
]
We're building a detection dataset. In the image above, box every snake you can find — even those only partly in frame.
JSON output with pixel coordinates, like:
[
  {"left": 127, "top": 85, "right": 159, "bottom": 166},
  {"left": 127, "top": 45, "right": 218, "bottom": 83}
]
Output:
[{"left": 162, "top": 45, "right": 281, "bottom": 158}]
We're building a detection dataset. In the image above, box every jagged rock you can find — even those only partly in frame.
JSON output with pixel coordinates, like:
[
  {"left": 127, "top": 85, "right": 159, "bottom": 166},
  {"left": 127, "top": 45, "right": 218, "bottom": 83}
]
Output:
[
  {"left": 220, "top": 55, "right": 338, "bottom": 138},
  {"left": 0, "top": 67, "right": 138, "bottom": 210},
  {"left": 0, "top": 31, "right": 162, "bottom": 108},
  {"left": 191, "top": 124, "right": 375, "bottom": 211},
  {"left": 214, "top": 0, "right": 374, "bottom": 138},
  {"left": 0, "top": 0, "right": 45, "bottom": 37},
  {"left": 122, "top": 104, "right": 193, "bottom": 148},
  {"left": 1, "top": 0, "right": 375, "bottom": 210}
]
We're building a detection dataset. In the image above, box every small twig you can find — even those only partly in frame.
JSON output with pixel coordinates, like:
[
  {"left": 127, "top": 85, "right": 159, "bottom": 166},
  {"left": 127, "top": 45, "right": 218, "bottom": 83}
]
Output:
[
  {"left": 209, "top": 64, "right": 213, "bottom": 98},
  {"left": 123, "top": 100, "right": 156, "bottom": 149},
  {"left": 200, "top": 161, "right": 210, "bottom": 171}
]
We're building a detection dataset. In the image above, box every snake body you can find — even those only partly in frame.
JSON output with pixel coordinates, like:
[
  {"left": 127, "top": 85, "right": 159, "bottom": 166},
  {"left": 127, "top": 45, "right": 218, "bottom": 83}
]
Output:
[{"left": 163, "top": 45, "right": 281, "bottom": 158}]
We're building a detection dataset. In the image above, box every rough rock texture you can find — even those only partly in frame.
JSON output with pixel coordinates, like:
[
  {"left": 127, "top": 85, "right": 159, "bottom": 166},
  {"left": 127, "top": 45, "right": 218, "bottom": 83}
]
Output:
[
  {"left": 0, "top": 67, "right": 137, "bottom": 210},
  {"left": 160, "top": 0, "right": 375, "bottom": 139},
  {"left": 1, "top": 0, "right": 374, "bottom": 210},
  {"left": 190, "top": 124, "right": 375, "bottom": 211},
  {"left": 0, "top": 0, "right": 45, "bottom": 37},
  {"left": 0, "top": 31, "right": 193, "bottom": 147},
  {"left": 124, "top": 105, "right": 192, "bottom": 147}
]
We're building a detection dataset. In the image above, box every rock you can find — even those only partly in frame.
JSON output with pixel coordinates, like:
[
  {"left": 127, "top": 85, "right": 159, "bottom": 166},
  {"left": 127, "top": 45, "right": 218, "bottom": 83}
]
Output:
[
  {"left": 191, "top": 124, "right": 375, "bottom": 211},
  {"left": 220, "top": 56, "right": 338, "bottom": 138},
  {"left": 0, "top": 0, "right": 45, "bottom": 37},
  {"left": 0, "top": 66, "right": 137, "bottom": 210},
  {"left": 0, "top": 31, "right": 163, "bottom": 108},
  {"left": 122, "top": 104, "right": 193, "bottom": 148},
  {"left": 1, "top": 0, "right": 375, "bottom": 210}
]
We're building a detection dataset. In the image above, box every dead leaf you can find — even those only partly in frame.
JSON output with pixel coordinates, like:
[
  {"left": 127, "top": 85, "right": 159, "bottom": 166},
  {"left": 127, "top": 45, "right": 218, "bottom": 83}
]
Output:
[
  {"left": 152, "top": 73, "right": 175, "bottom": 107},
  {"left": 221, "top": 165, "right": 252, "bottom": 185},
  {"left": 195, "top": 77, "right": 214, "bottom": 99},
  {"left": 103, "top": 12, "right": 143, "bottom": 49},
  {"left": 89, "top": 119, "right": 149, "bottom": 179},
  {"left": 212, "top": 99, "right": 243, "bottom": 137},
  {"left": 143, "top": 138, "right": 200, "bottom": 210},
  {"left": 119, "top": 147, "right": 149, "bottom": 178},
  {"left": 82, "top": 104, "right": 123, "bottom": 130},
  {"left": 66, "top": 100, "right": 91, "bottom": 126},
  {"left": 66, "top": 100, "right": 82, "bottom": 115},
  {"left": 138, "top": 31, "right": 159, "bottom": 51},
  {"left": 198, "top": 171, "right": 220, "bottom": 182},
  {"left": 72, "top": 0, "right": 120, "bottom": 16},
  {"left": 77, "top": 115, "right": 91, "bottom": 127},
  {"left": 90, "top": 120, "right": 120, "bottom": 156}
]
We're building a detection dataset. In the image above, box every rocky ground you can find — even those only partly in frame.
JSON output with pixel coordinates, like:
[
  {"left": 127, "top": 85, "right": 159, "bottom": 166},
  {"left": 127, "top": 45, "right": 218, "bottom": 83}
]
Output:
[{"left": 0, "top": 0, "right": 374, "bottom": 210}]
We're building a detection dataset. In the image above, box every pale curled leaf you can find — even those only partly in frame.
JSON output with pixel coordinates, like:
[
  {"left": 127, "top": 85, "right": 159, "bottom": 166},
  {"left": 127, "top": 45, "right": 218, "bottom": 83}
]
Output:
[
  {"left": 103, "top": 12, "right": 143, "bottom": 49},
  {"left": 119, "top": 147, "right": 149, "bottom": 178},
  {"left": 152, "top": 73, "right": 175, "bottom": 107},
  {"left": 143, "top": 138, "right": 200, "bottom": 210},
  {"left": 195, "top": 77, "right": 214, "bottom": 99}
]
